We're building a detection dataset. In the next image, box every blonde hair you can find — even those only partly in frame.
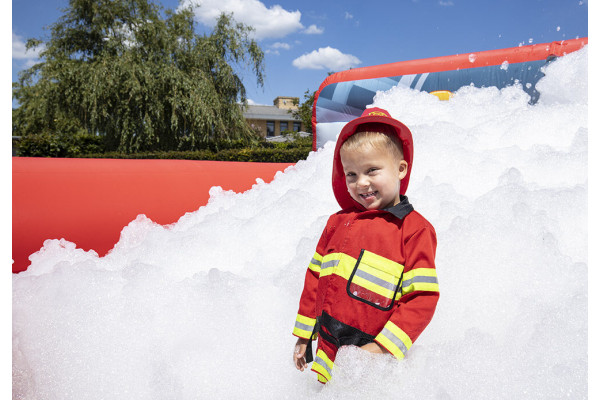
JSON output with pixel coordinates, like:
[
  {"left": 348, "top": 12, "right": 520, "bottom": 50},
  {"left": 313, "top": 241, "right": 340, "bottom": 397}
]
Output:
[{"left": 341, "top": 123, "right": 404, "bottom": 162}]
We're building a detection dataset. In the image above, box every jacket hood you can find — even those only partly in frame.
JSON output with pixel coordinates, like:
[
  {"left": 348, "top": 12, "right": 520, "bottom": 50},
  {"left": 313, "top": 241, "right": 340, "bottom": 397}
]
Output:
[{"left": 332, "top": 107, "right": 414, "bottom": 210}]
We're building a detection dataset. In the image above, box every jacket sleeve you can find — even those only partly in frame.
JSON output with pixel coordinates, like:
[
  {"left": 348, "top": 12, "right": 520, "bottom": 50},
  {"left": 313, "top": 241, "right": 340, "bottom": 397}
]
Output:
[
  {"left": 292, "top": 217, "right": 333, "bottom": 339},
  {"left": 374, "top": 225, "right": 439, "bottom": 359}
]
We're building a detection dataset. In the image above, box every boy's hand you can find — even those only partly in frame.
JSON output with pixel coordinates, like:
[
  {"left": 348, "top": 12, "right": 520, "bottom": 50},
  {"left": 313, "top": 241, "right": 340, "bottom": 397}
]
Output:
[
  {"left": 360, "top": 342, "right": 389, "bottom": 354},
  {"left": 293, "top": 338, "right": 310, "bottom": 371}
]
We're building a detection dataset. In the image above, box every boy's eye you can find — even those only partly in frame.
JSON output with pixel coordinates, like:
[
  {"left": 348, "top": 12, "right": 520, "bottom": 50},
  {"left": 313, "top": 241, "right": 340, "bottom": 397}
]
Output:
[
  {"left": 346, "top": 172, "right": 356, "bottom": 177},
  {"left": 367, "top": 168, "right": 379, "bottom": 174}
]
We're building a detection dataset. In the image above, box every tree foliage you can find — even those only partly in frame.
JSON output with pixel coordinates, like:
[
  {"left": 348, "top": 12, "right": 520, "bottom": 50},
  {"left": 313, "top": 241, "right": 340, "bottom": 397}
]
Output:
[
  {"left": 291, "top": 89, "right": 315, "bottom": 133},
  {"left": 12, "top": 0, "right": 265, "bottom": 152}
]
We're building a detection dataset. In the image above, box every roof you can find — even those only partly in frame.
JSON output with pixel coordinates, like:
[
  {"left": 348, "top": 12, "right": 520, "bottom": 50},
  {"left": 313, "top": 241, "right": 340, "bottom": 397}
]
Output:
[
  {"left": 243, "top": 105, "right": 301, "bottom": 121},
  {"left": 266, "top": 131, "right": 310, "bottom": 142}
]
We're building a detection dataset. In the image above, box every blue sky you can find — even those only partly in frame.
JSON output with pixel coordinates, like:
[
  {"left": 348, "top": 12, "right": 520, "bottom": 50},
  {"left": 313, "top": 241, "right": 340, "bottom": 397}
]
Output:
[{"left": 11, "top": 0, "right": 589, "bottom": 106}]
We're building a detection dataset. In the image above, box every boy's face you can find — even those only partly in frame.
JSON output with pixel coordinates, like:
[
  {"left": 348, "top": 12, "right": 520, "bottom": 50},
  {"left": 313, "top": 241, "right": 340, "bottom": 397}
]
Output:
[{"left": 340, "top": 144, "right": 408, "bottom": 210}]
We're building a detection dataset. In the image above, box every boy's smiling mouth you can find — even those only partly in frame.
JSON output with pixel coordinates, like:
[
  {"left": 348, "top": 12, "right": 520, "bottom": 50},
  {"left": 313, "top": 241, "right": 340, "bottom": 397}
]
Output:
[{"left": 359, "top": 191, "right": 377, "bottom": 200}]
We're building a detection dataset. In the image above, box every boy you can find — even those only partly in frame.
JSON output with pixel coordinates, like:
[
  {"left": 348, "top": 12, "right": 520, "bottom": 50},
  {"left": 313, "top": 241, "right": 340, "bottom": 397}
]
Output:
[{"left": 292, "top": 107, "right": 439, "bottom": 384}]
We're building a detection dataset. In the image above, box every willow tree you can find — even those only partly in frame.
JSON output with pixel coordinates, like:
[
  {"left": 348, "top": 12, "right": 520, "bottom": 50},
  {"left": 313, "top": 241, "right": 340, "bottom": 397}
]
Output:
[{"left": 12, "top": 0, "right": 265, "bottom": 152}]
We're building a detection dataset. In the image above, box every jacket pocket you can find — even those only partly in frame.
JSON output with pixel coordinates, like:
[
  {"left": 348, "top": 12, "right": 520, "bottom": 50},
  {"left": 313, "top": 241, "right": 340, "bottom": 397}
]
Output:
[{"left": 346, "top": 249, "right": 404, "bottom": 311}]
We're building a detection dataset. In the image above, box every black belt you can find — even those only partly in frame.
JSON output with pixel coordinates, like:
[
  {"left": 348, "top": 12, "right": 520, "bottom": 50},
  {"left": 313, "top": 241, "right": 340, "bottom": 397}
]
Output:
[{"left": 305, "top": 311, "right": 375, "bottom": 363}]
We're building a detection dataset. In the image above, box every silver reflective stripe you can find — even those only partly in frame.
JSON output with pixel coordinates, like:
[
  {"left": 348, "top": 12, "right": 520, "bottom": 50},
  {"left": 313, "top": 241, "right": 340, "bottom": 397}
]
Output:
[
  {"left": 381, "top": 327, "right": 408, "bottom": 356},
  {"left": 311, "top": 257, "right": 322, "bottom": 267},
  {"left": 402, "top": 276, "right": 438, "bottom": 288},
  {"left": 295, "top": 321, "right": 313, "bottom": 332},
  {"left": 321, "top": 259, "right": 340, "bottom": 270},
  {"left": 355, "top": 269, "right": 398, "bottom": 292},
  {"left": 314, "top": 355, "right": 332, "bottom": 376}
]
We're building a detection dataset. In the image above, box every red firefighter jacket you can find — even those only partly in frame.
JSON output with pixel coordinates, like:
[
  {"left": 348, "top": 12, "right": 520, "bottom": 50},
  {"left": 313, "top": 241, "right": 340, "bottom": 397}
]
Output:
[{"left": 292, "top": 107, "right": 439, "bottom": 384}]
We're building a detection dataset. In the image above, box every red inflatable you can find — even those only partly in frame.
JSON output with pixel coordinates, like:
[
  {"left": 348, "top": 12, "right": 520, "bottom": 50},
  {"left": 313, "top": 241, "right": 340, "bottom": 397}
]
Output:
[
  {"left": 12, "top": 158, "right": 292, "bottom": 273},
  {"left": 312, "top": 38, "right": 588, "bottom": 149}
]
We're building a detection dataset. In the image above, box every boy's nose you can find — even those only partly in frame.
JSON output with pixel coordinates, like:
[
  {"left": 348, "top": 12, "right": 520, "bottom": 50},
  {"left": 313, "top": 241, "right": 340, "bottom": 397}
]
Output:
[{"left": 357, "top": 174, "right": 370, "bottom": 188}]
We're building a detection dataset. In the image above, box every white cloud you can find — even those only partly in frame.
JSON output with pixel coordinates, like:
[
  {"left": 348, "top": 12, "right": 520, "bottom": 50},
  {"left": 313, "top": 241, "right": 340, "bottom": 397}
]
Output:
[
  {"left": 292, "top": 47, "right": 361, "bottom": 71},
  {"left": 266, "top": 41, "right": 291, "bottom": 55},
  {"left": 179, "top": 0, "right": 303, "bottom": 40},
  {"left": 345, "top": 11, "right": 359, "bottom": 27},
  {"left": 271, "top": 42, "right": 291, "bottom": 50},
  {"left": 239, "top": 98, "right": 267, "bottom": 105},
  {"left": 303, "top": 24, "right": 324, "bottom": 35},
  {"left": 12, "top": 31, "right": 44, "bottom": 65},
  {"left": 438, "top": 0, "right": 454, "bottom": 5}
]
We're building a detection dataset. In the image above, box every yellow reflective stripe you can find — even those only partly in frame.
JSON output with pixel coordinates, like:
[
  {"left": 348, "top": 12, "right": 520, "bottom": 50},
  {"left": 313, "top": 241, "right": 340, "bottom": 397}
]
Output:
[
  {"left": 320, "top": 253, "right": 361, "bottom": 280},
  {"left": 401, "top": 268, "right": 439, "bottom": 295},
  {"left": 311, "top": 349, "right": 334, "bottom": 382},
  {"left": 293, "top": 314, "right": 316, "bottom": 339},
  {"left": 308, "top": 252, "right": 323, "bottom": 274},
  {"left": 375, "top": 321, "right": 413, "bottom": 359},
  {"left": 320, "top": 251, "right": 404, "bottom": 300},
  {"left": 318, "top": 253, "right": 346, "bottom": 278},
  {"left": 355, "top": 261, "right": 401, "bottom": 287},
  {"left": 350, "top": 250, "right": 404, "bottom": 299},
  {"left": 349, "top": 271, "right": 397, "bottom": 300},
  {"left": 360, "top": 250, "right": 404, "bottom": 278}
]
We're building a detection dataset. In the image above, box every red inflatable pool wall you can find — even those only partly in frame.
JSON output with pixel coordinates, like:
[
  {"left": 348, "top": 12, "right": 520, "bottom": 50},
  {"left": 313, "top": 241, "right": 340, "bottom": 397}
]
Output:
[{"left": 12, "top": 158, "right": 292, "bottom": 273}]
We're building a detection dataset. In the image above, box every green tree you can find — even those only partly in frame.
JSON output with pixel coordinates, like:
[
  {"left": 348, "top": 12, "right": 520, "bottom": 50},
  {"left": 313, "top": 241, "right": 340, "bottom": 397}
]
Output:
[
  {"left": 291, "top": 89, "right": 315, "bottom": 134},
  {"left": 12, "top": 0, "right": 265, "bottom": 152}
]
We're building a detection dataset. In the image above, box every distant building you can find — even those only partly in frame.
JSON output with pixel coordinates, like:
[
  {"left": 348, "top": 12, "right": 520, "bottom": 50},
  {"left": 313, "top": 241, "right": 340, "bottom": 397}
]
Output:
[{"left": 243, "top": 96, "right": 305, "bottom": 138}]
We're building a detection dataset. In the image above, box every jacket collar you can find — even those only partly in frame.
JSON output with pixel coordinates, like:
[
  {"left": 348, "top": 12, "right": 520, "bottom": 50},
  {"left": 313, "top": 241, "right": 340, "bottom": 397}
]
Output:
[
  {"left": 383, "top": 195, "right": 414, "bottom": 220},
  {"left": 346, "top": 195, "right": 413, "bottom": 220}
]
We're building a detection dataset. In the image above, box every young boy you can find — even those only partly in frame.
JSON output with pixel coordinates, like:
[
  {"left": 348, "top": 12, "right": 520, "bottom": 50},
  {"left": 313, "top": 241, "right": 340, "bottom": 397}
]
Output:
[{"left": 292, "top": 107, "right": 439, "bottom": 384}]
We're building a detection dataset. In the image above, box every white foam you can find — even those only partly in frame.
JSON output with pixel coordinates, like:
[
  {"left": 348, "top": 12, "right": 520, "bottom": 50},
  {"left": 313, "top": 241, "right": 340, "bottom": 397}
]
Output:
[{"left": 13, "top": 46, "right": 588, "bottom": 399}]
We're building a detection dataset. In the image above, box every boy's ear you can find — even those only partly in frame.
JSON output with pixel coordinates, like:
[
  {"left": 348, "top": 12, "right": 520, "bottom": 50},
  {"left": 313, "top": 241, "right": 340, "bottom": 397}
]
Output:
[{"left": 398, "top": 160, "right": 408, "bottom": 180}]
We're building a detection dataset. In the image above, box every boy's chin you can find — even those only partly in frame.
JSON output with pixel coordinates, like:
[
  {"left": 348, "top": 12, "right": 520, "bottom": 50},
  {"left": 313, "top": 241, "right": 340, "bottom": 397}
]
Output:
[
  {"left": 356, "top": 199, "right": 399, "bottom": 211},
  {"left": 357, "top": 200, "right": 381, "bottom": 210}
]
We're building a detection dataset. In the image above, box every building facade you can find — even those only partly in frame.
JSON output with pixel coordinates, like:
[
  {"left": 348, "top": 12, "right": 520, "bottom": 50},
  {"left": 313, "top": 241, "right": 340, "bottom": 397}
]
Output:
[{"left": 243, "top": 96, "right": 304, "bottom": 138}]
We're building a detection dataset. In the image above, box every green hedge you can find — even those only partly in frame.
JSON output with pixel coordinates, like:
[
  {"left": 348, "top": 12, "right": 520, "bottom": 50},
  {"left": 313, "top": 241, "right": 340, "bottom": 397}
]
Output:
[
  {"left": 13, "top": 132, "right": 312, "bottom": 163},
  {"left": 79, "top": 147, "right": 310, "bottom": 163},
  {"left": 14, "top": 133, "right": 104, "bottom": 158}
]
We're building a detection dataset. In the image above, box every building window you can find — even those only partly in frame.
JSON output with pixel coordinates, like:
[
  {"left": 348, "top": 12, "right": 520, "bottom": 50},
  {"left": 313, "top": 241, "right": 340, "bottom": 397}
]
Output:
[
  {"left": 293, "top": 121, "right": 301, "bottom": 132},
  {"left": 280, "top": 121, "right": 289, "bottom": 133},
  {"left": 266, "top": 121, "right": 275, "bottom": 137}
]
